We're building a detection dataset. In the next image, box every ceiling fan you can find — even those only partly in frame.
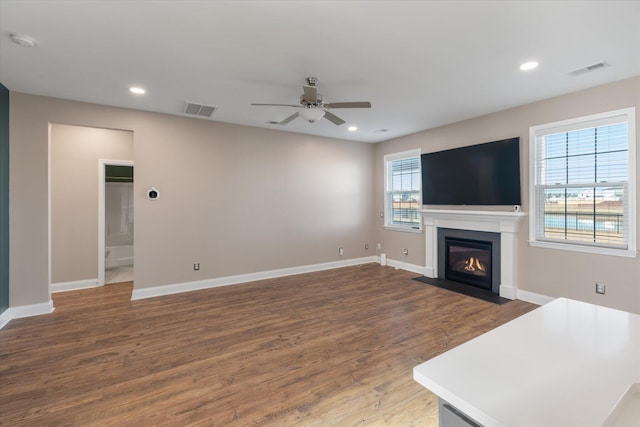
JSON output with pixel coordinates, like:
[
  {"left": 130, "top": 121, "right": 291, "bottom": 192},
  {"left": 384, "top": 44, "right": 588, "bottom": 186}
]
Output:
[{"left": 251, "top": 77, "right": 371, "bottom": 125}]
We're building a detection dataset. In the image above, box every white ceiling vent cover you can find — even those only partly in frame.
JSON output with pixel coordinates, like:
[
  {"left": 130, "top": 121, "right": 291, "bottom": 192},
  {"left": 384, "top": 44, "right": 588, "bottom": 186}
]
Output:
[
  {"left": 568, "top": 61, "right": 610, "bottom": 77},
  {"left": 184, "top": 102, "right": 216, "bottom": 117}
]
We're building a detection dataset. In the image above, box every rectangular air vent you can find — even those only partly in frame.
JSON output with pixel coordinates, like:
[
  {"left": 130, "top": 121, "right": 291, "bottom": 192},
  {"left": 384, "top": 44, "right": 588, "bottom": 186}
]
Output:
[
  {"left": 184, "top": 102, "right": 217, "bottom": 117},
  {"left": 568, "top": 61, "right": 609, "bottom": 77}
]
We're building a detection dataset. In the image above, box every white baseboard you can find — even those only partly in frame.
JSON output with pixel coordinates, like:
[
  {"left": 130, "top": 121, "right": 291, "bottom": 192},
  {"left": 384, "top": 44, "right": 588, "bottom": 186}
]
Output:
[
  {"left": 422, "top": 266, "right": 435, "bottom": 278},
  {"left": 10, "top": 300, "right": 55, "bottom": 319},
  {"left": 0, "top": 300, "right": 55, "bottom": 329},
  {"left": 132, "top": 256, "right": 379, "bottom": 300},
  {"left": 0, "top": 262, "right": 557, "bottom": 329},
  {"left": 517, "top": 289, "right": 555, "bottom": 306},
  {"left": 499, "top": 284, "right": 517, "bottom": 300},
  {"left": 106, "top": 259, "right": 133, "bottom": 268},
  {"left": 0, "top": 308, "right": 12, "bottom": 329},
  {"left": 384, "top": 257, "right": 427, "bottom": 275},
  {"left": 51, "top": 278, "right": 100, "bottom": 293}
]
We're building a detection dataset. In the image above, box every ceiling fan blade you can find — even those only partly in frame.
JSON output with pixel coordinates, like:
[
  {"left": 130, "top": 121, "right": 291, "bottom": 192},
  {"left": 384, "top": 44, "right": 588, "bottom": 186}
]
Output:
[
  {"left": 278, "top": 112, "right": 299, "bottom": 125},
  {"left": 302, "top": 85, "right": 317, "bottom": 102},
  {"left": 323, "top": 111, "right": 345, "bottom": 126},
  {"left": 324, "top": 101, "right": 372, "bottom": 109},
  {"left": 251, "top": 103, "right": 301, "bottom": 108}
]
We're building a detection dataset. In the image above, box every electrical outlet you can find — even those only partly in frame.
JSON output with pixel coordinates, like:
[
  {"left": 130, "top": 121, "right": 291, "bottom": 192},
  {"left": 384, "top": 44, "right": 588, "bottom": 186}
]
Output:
[
  {"left": 339, "top": 247, "right": 344, "bottom": 256},
  {"left": 595, "top": 283, "right": 606, "bottom": 294},
  {"left": 194, "top": 263, "right": 200, "bottom": 271},
  {"left": 365, "top": 244, "right": 369, "bottom": 250},
  {"left": 403, "top": 248, "right": 409, "bottom": 256},
  {"left": 376, "top": 243, "right": 382, "bottom": 250}
]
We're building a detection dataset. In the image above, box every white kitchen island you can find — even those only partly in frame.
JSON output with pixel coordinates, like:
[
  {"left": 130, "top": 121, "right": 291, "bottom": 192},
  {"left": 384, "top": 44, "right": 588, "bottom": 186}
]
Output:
[{"left": 413, "top": 298, "right": 640, "bottom": 427}]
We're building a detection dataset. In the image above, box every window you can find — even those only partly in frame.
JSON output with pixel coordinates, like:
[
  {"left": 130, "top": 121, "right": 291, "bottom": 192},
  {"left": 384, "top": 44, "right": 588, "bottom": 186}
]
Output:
[
  {"left": 529, "top": 107, "right": 636, "bottom": 257},
  {"left": 384, "top": 150, "right": 421, "bottom": 231}
]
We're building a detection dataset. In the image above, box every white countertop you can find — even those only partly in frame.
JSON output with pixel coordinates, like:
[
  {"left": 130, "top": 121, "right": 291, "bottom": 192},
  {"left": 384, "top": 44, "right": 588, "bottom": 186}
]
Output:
[{"left": 413, "top": 298, "right": 640, "bottom": 427}]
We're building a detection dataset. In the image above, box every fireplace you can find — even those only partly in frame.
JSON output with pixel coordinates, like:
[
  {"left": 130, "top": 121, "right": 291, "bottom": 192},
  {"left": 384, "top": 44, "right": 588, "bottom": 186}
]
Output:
[
  {"left": 421, "top": 209, "right": 526, "bottom": 299},
  {"left": 445, "top": 237, "right": 492, "bottom": 290},
  {"left": 438, "top": 228, "right": 501, "bottom": 294}
]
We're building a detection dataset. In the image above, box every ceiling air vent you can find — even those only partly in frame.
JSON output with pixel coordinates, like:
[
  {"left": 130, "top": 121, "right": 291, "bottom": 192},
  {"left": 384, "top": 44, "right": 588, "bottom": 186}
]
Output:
[
  {"left": 184, "top": 102, "right": 216, "bottom": 117},
  {"left": 568, "top": 61, "right": 609, "bottom": 77}
]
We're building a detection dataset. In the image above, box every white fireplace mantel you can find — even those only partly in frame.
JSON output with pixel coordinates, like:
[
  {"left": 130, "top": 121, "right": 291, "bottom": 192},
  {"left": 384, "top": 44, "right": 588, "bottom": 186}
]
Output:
[{"left": 420, "top": 209, "right": 527, "bottom": 299}]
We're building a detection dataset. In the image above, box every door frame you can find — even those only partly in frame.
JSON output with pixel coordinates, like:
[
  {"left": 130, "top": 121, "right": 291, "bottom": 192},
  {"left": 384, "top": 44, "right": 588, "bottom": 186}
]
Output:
[{"left": 98, "top": 159, "right": 134, "bottom": 286}]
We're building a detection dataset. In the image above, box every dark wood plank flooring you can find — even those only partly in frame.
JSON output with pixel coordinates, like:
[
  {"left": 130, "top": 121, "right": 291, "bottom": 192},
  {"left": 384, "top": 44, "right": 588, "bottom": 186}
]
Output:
[{"left": 0, "top": 263, "right": 536, "bottom": 426}]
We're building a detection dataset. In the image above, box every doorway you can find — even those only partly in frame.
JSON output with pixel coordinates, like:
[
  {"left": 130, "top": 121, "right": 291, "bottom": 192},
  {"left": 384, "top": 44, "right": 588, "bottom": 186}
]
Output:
[
  {"left": 98, "top": 160, "right": 134, "bottom": 285},
  {"left": 50, "top": 124, "right": 133, "bottom": 293}
]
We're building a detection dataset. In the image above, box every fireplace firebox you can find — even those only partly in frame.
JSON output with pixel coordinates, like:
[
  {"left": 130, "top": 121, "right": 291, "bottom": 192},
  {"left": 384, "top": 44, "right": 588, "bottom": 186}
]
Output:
[
  {"left": 445, "top": 237, "right": 492, "bottom": 290},
  {"left": 437, "top": 228, "right": 501, "bottom": 294}
]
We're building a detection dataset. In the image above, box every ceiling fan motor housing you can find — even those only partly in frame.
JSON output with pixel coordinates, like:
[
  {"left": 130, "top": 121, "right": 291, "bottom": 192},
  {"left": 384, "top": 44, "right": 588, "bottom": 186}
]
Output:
[{"left": 300, "top": 93, "right": 323, "bottom": 107}]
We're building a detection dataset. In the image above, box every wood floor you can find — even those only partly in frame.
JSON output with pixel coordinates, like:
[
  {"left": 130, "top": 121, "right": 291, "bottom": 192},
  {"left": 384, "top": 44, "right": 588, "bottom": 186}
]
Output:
[{"left": 0, "top": 264, "right": 536, "bottom": 426}]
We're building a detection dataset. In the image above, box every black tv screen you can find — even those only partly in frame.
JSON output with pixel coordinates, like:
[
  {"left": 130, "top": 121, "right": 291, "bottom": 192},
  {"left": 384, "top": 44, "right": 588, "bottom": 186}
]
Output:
[{"left": 421, "top": 137, "right": 521, "bottom": 205}]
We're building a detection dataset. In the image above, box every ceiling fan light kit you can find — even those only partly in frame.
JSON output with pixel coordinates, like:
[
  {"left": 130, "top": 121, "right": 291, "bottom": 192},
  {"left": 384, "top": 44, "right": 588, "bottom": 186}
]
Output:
[
  {"left": 251, "top": 77, "right": 371, "bottom": 126},
  {"left": 298, "top": 108, "right": 325, "bottom": 123}
]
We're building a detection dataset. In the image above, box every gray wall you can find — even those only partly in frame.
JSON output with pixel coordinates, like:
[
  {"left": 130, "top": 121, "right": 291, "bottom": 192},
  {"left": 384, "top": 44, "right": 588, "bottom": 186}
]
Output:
[
  {"left": 50, "top": 124, "right": 133, "bottom": 283},
  {"left": 7, "top": 76, "right": 639, "bottom": 314},
  {"left": 9, "top": 93, "right": 375, "bottom": 307},
  {"left": 374, "top": 76, "right": 640, "bottom": 313}
]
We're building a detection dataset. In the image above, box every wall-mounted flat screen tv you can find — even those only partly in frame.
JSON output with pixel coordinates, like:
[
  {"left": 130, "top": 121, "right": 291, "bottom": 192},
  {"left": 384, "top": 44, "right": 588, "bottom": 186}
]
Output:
[{"left": 421, "top": 137, "right": 521, "bottom": 205}]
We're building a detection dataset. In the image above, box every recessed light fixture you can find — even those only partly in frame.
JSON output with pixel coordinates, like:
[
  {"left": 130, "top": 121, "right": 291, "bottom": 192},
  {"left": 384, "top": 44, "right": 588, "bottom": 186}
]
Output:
[
  {"left": 348, "top": 126, "right": 358, "bottom": 132},
  {"left": 520, "top": 61, "right": 539, "bottom": 71},
  {"left": 10, "top": 33, "right": 36, "bottom": 48},
  {"left": 129, "top": 87, "right": 146, "bottom": 95}
]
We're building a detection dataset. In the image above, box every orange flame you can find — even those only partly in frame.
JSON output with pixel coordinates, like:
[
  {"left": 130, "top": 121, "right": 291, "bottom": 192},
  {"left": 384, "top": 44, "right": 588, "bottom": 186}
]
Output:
[{"left": 464, "top": 257, "right": 485, "bottom": 272}]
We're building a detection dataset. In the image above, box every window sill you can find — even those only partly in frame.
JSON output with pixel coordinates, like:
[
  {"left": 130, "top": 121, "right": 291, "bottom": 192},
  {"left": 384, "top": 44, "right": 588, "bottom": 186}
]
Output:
[
  {"left": 528, "top": 240, "right": 638, "bottom": 258},
  {"left": 384, "top": 225, "right": 423, "bottom": 234}
]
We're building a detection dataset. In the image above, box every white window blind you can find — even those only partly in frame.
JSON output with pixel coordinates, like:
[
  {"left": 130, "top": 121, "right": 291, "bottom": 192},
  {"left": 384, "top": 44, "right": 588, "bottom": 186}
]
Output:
[
  {"left": 529, "top": 108, "right": 636, "bottom": 256},
  {"left": 384, "top": 150, "right": 421, "bottom": 230}
]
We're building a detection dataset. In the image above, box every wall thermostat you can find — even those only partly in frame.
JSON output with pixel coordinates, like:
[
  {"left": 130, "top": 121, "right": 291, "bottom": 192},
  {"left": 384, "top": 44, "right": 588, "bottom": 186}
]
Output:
[{"left": 147, "top": 187, "right": 160, "bottom": 201}]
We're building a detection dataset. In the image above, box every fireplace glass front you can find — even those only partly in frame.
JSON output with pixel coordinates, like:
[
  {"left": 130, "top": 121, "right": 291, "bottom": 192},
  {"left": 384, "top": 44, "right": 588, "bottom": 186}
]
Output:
[{"left": 444, "top": 237, "right": 492, "bottom": 290}]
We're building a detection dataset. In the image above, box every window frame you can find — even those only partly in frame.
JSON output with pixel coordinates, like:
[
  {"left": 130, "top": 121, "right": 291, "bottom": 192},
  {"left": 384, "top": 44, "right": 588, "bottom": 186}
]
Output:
[
  {"left": 384, "top": 149, "right": 422, "bottom": 233},
  {"left": 528, "top": 107, "right": 637, "bottom": 258}
]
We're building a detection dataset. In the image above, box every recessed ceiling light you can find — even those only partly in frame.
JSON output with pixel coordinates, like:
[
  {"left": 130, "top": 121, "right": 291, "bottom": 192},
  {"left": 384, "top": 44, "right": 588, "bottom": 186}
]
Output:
[
  {"left": 520, "top": 61, "right": 539, "bottom": 71},
  {"left": 10, "top": 33, "right": 36, "bottom": 48},
  {"left": 348, "top": 126, "right": 358, "bottom": 132},
  {"left": 129, "top": 87, "right": 146, "bottom": 95}
]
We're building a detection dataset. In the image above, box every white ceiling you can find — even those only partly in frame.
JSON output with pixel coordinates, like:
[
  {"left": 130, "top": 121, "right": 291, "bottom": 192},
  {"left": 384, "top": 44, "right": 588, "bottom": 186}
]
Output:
[{"left": 1, "top": 0, "right": 639, "bottom": 143}]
